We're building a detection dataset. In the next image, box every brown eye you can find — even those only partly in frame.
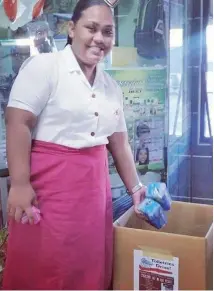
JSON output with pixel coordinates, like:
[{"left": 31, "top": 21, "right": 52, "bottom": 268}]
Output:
[
  {"left": 87, "top": 26, "right": 96, "bottom": 33},
  {"left": 104, "top": 29, "right": 113, "bottom": 37}
]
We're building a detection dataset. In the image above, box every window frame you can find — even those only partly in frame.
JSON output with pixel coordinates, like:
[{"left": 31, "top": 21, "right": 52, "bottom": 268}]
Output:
[{"left": 198, "top": 12, "right": 213, "bottom": 145}]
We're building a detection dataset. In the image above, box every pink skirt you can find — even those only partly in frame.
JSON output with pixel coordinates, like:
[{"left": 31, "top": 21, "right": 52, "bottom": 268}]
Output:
[{"left": 3, "top": 141, "right": 113, "bottom": 290}]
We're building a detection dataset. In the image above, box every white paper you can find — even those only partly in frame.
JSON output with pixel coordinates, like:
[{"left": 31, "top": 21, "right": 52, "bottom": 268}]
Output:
[{"left": 134, "top": 249, "right": 179, "bottom": 290}]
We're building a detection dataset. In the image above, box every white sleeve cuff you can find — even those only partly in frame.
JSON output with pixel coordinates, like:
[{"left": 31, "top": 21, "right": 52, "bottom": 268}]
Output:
[{"left": 7, "top": 100, "right": 39, "bottom": 116}]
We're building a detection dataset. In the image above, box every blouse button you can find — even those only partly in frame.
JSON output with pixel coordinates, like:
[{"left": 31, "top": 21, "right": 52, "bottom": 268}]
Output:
[
  {"left": 94, "top": 112, "right": 99, "bottom": 116},
  {"left": 91, "top": 132, "right": 95, "bottom": 136},
  {"left": 92, "top": 93, "right": 96, "bottom": 98}
]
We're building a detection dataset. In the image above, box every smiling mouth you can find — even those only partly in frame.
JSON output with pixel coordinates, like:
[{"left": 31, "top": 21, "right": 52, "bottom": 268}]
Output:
[{"left": 88, "top": 46, "right": 104, "bottom": 55}]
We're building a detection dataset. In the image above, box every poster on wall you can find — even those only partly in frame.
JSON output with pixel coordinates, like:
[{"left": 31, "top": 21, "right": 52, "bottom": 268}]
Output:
[{"left": 106, "top": 68, "right": 166, "bottom": 175}]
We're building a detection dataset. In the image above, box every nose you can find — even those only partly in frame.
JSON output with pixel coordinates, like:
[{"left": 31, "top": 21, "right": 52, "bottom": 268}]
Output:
[{"left": 93, "top": 31, "right": 104, "bottom": 44}]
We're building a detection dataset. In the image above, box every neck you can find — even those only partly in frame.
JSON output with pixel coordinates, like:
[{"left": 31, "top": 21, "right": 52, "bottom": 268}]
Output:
[
  {"left": 79, "top": 62, "right": 96, "bottom": 85},
  {"left": 71, "top": 46, "right": 96, "bottom": 85}
]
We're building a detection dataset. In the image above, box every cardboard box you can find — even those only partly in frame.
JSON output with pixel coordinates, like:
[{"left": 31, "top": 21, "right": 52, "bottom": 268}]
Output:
[{"left": 113, "top": 201, "right": 213, "bottom": 290}]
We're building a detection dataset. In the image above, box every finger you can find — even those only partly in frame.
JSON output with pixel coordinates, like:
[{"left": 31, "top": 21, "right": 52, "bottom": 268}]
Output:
[
  {"left": 8, "top": 205, "right": 16, "bottom": 218},
  {"left": 132, "top": 189, "right": 146, "bottom": 206},
  {"left": 134, "top": 206, "right": 148, "bottom": 221},
  {"left": 25, "top": 207, "right": 34, "bottom": 225},
  {"left": 134, "top": 202, "right": 142, "bottom": 215},
  {"left": 32, "top": 198, "right": 39, "bottom": 207},
  {"left": 135, "top": 208, "right": 145, "bottom": 219},
  {"left": 132, "top": 200, "right": 140, "bottom": 214},
  {"left": 14, "top": 207, "right": 24, "bottom": 223},
  {"left": 136, "top": 212, "right": 148, "bottom": 221}
]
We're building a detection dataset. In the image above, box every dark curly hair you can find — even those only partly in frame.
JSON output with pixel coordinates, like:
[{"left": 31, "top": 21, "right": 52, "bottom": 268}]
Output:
[{"left": 136, "top": 123, "right": 150, "bottom": 138}]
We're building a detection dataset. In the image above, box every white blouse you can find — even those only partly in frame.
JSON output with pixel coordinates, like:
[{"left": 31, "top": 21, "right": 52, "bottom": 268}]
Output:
[{"left": 7, "top": 45, "right": 127, "bottom": 149}]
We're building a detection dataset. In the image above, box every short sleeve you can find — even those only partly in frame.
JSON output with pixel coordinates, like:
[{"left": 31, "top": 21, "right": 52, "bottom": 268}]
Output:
[
  {"left": 115, "top": 85, "right": 127, "bottom": 133},
  {"left": 7, "top": 53, "right": 55, "bottom": 116}
]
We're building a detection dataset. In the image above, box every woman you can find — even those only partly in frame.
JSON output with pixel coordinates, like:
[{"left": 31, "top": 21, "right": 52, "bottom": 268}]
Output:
[
  {"left": 136, "top": 147, "right": 149, "bottom": 166},
  {"left": 3, "top": 0, "right": 146, "bottom": 289}
]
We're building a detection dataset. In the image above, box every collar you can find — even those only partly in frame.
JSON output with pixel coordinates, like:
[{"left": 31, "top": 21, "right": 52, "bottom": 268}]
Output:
[
  {"left": 61, "top": 45, "right": 107, "bottom": 86},
  {"left": 62, "top": 45, "right": 81, "bottom": 72}
]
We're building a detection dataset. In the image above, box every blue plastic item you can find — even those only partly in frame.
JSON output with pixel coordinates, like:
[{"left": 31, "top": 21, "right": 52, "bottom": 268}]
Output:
[
  {"left": 146, "top": 182, "right": 172, "bottom": 211},
  {"left": 138, "top": 198, "right": 167, "bottom": 229}
]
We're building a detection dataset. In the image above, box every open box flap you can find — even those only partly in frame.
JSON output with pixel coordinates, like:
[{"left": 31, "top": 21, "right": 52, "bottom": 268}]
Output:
[
  {"left": 205, "top": 223, "right": 213, "bottom": 257},
  {"left": 113, "top": 201, "right": 213, "bottom": 237}
]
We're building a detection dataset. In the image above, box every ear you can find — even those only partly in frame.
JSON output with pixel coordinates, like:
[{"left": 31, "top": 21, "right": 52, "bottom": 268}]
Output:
[{"left": 68, "top": 21, "right": 75, "bottom": 39}]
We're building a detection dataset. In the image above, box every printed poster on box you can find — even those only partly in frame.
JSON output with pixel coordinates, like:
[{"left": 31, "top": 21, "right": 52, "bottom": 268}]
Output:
[
  {"left": 106, "top": 68, "right": 166, "bottom": 175},
  {"left": 134, "top": 249, "right": 179, "bottom": 290}
]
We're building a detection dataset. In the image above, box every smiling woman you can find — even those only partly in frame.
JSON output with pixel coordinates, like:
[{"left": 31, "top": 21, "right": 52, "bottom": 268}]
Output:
[
  {"left": 66, "top": 0, "right": 115, "bottom": 84},
  {"left": 3, "top": 0, "right": 145, "bottom": 290}
]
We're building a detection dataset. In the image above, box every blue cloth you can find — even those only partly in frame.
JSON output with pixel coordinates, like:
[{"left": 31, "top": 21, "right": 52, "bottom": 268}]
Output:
[
  {"left": 112, "top": 183, "right": 171, "bottom": 227},
  {"left": 112, "top": 194, "right": 133, "bottom": 221},
  {"left": 146, "top": 182, "right": 171, "bottom": 211},
  {"left": 138, "top": 198, "right": 167, "bottom": 229}
]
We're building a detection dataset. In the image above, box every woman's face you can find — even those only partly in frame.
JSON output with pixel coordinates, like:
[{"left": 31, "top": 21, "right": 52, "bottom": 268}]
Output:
[
  {"left": 68, "top": 5, "right": 114, "bottom": 67},
  {"left": 138, "top": 150, "right": 148, "bottom": 164}
]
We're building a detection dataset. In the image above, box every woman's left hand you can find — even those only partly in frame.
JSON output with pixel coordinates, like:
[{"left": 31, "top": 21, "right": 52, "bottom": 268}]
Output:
[{"left": 132, "top": 186, "right": 147, "bottom": 218}]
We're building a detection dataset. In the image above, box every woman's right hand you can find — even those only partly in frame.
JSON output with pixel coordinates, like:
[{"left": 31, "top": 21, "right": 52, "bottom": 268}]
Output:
[{"left": 7, "top": 183, "right": 38, "bottom": 224}]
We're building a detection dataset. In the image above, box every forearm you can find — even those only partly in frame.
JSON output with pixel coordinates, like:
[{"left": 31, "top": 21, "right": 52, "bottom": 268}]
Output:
[
  {"left": 109, "top": 142, "right": 140, "bottom": 193},
  {"left": 6, "top": 123, "right": 32, "bottom": 186}
]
